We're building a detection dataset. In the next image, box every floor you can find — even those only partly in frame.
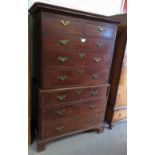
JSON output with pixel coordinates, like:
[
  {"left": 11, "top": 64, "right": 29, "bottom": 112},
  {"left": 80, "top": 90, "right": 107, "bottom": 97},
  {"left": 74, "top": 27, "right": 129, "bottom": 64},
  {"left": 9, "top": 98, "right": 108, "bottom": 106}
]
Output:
[{"left": 29, "top": 122, "right": 127, "bottom": 155}]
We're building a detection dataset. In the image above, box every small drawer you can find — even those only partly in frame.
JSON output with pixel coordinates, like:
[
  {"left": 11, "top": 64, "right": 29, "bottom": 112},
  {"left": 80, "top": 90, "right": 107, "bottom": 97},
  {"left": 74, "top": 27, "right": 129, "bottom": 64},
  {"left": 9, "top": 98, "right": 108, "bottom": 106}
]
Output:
[
  {"left": 43, "top": 34, "right": 113, "bottom": 52},
  {"left": 40, "top": 112, "right": 104, "bottom": 139},
  {"left": 41, "top": 98, "right": 107, "bottom": 120},
  {"left": 112, "top": 108, "right": 127, "bottom": 122},
  {"left": 39, "top": 84, "right": 109, "bottom": 106},
  {"left": 42, "top": 13, "right": 85, "bottom": 35},
  {"left": 85, "top": 21, "right": 116, "bottom": 39},
  {"left": 42, "top": 68, "right": 109, "bottom": 89},
  {"left": 43, "top": 49, "right": 112, "bottom": 69}
]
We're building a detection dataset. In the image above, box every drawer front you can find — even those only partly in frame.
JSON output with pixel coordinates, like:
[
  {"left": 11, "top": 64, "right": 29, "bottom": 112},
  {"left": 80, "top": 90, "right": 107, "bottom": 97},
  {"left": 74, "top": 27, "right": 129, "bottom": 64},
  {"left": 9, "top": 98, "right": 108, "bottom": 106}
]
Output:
[
  {"left": 41, "top": 98, "right": 107, "bottom": 120},
  {"left": 43, "top": 69, "right": 109, "bottom": 88},
  {"left": 112, "top": 108, "right": 127, "bottom": 122},
  {"left": 43, "top": 49, "right": 112, "bottom": 69},
  {"left": 43, "top": 34, "right": 113, "bottom": 52},
  {"left": 41, "top": 113, "right": 104, "bottom": 139},
  {"left": 43, "top": 13, "right": 85, "bottom": 35},
  {"left": 85, "top": 21, "right": 116, "bottom": 39},
  {"left": 39, "top": 84, "right": 109, "bottom": 106}
]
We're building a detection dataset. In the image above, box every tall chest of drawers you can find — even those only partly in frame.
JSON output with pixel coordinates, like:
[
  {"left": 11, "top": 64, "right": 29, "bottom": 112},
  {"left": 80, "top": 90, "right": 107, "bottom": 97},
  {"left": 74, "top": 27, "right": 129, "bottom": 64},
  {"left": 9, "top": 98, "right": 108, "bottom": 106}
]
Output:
[{"left": 29, "top": 2, "right": 119, "bottom": 151}]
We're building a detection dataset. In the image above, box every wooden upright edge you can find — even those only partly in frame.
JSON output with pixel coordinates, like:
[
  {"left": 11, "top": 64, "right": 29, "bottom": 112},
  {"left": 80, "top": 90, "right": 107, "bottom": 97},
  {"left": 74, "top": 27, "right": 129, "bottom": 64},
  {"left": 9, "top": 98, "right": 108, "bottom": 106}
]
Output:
[
  {"left": 28, "top": 2, "right": 120, "bottom": 24},
  {"left": 105, "top": 14, "right": 127, "bottom": 126},
  {"left": 28, "top": 14, "right": 32, "bottom": 145}
]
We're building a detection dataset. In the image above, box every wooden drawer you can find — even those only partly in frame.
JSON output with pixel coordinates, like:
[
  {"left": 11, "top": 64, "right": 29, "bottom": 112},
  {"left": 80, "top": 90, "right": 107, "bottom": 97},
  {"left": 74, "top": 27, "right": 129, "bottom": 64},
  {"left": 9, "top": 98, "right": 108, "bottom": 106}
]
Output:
[
  {"left": 41, "top": 98, "right": 107, "bottom": 120},
  {"left": 112, "top": 108, "right": 127, "bottom": 122},
  {"left": 40, "top": 112, "right": 104, "bottom": 139},
  {"left": 43, "top": 49, "right": 112, "bottom": 69},
  {"left": 43, "top": 34, "right": 113, "bottom": 52},
  {"left": 39, "top": 84, "right": 109, "bottom": 106},
  {"left": 85, "top": 21, "right": 116, "bottom": 39},
  {"left": 42, "top": 13, "right": 85, "bottom": 35},
  {"left": 42, "top": 68, "right": 109, "bottom": 88}
]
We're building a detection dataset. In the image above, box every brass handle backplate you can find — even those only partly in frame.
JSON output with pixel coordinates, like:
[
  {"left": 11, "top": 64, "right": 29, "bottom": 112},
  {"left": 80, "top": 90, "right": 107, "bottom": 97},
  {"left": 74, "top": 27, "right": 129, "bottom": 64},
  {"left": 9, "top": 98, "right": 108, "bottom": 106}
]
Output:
[
  {"left": 55, "top": 126, "right": 64, "bottom": 132},
  {"left": 60, "top": 20, "right": 70, "bottom": 26},
  {"left": 94, "top": 57, "right": 102, "bottom": 63},
  {"left": 59, "top": 39, "right": 69, "bottom": 46},
  {"left": 90, "top": 90, "right": 98, "bottom": 96},
  {"left": 76, "top": 89, "right": 82, "bottom": 95},
  {"left": 57, "top": 75, "right": 68, "bottom": 81},
  {"left": 98, "top": 26, "right": 104, "bottom": 32},
  {"left": 56, "top": 109, "right": 66, "bottom": 116},
  {"left": 58, "top": 56, "right": 68, "bottom": 63},
  {"left": 96, "top": 41, "right": 104, "bottom": 48},
  {"left": 78, "top": 52, "right": 85, "bottom": 59},
  {"left": 57, "top": 95, "right": 66, "bottom": 101}
]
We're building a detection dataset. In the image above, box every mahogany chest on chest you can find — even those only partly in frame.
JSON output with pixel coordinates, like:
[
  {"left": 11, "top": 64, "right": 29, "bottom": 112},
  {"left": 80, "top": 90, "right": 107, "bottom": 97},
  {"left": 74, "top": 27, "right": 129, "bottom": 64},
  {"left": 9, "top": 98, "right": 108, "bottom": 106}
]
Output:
[{"left": 29, "top": 2, "right": 119, "bottom": 151}]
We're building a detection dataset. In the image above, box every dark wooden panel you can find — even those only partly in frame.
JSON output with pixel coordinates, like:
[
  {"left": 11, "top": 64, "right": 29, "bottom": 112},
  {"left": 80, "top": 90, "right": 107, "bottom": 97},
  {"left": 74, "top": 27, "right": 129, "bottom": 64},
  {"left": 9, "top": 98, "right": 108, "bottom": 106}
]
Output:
[
  {"left": 39, "top": 84, "right": 109, "bottom": 106},
  {"left": 43, "top": 68, "right": 109, "bottom": 89},
  {"left": 41, "top": 112, "right": 104, "bottom": 139},
  {"left": 43, "top": 49, "right": 112, "bottom": 69},
  {"left": 43, "top": 34, "right": 113, "bottom": 51}
]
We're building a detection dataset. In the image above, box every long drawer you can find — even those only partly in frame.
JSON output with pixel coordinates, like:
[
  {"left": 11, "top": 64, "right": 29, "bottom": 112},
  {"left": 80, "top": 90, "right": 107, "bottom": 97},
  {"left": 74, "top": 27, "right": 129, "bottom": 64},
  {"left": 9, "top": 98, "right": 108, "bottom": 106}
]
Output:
[
  {"left": 43, "top": 49, "right": 112, "bottom": 69},
  {"left": 43, "top": 34, "right": 113, "bottom": 51},
  {"left": 41, "top": 98, "right": 107, "bottom": 120},
  {"left": 40, "top": 112, "right": 104, "bottom": 139},
  {"left": 39, "top": 84, "right": 109, "bottom": 106},
  {"left": 42, "top": 68, "right": 109, "bottom": 88}
]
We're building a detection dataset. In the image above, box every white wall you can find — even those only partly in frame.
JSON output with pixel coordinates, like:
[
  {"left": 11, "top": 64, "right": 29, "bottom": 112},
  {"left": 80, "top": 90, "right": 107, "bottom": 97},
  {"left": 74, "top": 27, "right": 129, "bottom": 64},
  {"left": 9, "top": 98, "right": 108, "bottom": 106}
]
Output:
[{"left": 28, "top": 0, "right": 123, "bottom": 16}]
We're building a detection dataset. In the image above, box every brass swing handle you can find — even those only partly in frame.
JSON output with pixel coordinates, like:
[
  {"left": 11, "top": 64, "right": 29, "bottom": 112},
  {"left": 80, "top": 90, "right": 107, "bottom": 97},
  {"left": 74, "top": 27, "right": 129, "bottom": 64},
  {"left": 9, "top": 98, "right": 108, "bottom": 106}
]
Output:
[
  {"left": 92, "top": 73, "right": 100, "bottom": 79},
  {"left": 58, "top": 56, "right": 68, "bottom": 63},
  {"left": 60, "top": 20, "right": 70, "bottom": 26},
  {"left": 90, "top": 90, "right": 98, "bottom": 96},
  {"left": 98, "top": 26, "right": 104, "bottom": 32},
  {"left": 59, "top": 39, "right": 69, "bottom": 46},
  {"left": 57, "top": 95, "right": 66, "bottom": 101},
  {"left": 55, "top": 126, "right": 64, "bottom": 132},
  {"left": 57, "top": 75, "right": 68, "bottom": 81},
  {"left": 56, "top": 109, "right": 66, "bottom": 116}
]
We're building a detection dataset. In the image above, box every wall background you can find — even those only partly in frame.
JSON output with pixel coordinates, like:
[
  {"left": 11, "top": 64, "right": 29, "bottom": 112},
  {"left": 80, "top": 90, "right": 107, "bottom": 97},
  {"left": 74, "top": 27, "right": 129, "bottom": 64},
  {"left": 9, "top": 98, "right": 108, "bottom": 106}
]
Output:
[{"left": 28, "top": 0, "right": 123, "bottom": 16}]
